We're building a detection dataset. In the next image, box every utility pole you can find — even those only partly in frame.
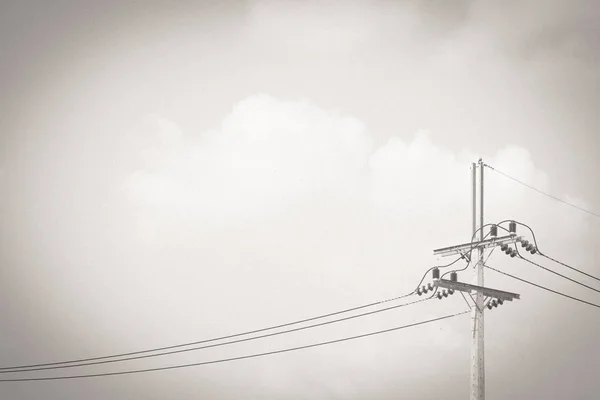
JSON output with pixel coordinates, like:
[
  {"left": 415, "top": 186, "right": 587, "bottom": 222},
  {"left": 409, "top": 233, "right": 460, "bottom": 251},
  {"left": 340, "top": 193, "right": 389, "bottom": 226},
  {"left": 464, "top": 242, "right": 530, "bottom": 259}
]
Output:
[
  {"left": 472, "top": 158, "right": 485, "bottom": 400},
  {"left": 429, "top": 159, "right": 522, "bottom": 400}
]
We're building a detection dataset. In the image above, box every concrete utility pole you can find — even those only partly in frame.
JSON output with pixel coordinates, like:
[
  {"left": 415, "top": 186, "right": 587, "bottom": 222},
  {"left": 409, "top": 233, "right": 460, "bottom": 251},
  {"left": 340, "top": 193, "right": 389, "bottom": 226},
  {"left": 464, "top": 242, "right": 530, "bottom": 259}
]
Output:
[
  {"left": 472, "top": 158, "right": 485, "bottom": 400},
  {"left": 431, "top": 159, "right": 522, "bottom": 400}
]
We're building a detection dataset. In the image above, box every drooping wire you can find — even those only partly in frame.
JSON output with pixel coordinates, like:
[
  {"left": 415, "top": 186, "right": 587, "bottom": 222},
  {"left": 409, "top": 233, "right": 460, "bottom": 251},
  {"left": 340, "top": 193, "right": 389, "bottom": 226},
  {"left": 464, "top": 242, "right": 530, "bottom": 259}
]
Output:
[
  {"left": 381, "top": 255, "right": 467, "bottom": 305},
  {"left": 0, "top": 223, "right": 504, "bottom": 373},
  {"left": 485, "top": 265, "right": 600, "bottom": 309},
  {"left": 510, "top": 221, "right": 600, "bottom": 283},
  {"left": 419, "top": 256, "right": 467, "bottom": 290},
  {"left": 0, "top": 262, "right": 443, "bottom": 372},
  {"left": 0, "top": 296, "right": 435, "bottom": 374},
  {"left": 0, "top": 292, "right": 414, "bottom": 371},
  {"left": 484, "top": 163, "right": 600, "bottom": 218},
  {"left": 440, "top": 258, "right": 471, "bottom": 279},
  {"left": 0, "top": 311, "right": 471, "bottom": 382}
]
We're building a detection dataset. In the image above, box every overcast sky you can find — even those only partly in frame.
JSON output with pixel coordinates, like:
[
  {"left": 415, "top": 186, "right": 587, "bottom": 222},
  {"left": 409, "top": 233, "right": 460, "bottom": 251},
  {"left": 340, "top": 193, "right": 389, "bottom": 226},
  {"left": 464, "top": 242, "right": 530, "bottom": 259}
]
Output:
[{"left": 1, "top": 0, "right": 599, "bottom": 399}]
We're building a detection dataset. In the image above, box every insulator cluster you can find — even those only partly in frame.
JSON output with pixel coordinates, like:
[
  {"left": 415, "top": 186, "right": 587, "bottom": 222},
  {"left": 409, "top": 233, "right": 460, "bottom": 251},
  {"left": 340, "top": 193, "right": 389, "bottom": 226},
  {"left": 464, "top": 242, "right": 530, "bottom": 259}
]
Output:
[
  {"left": 436, "top": 289, "right": 455, "bottom": 300},
  {"left": 500, "top": 243, "right": 517, "bottom": 257},
  {"left": 417, "top": 283, "right": 434, "bottom": 296},
  {"left": 486, "top": 298, "right": 504, "bottom": 310},
  {"left": 519, "top": 239, "right": 537, "bottom": 254}
]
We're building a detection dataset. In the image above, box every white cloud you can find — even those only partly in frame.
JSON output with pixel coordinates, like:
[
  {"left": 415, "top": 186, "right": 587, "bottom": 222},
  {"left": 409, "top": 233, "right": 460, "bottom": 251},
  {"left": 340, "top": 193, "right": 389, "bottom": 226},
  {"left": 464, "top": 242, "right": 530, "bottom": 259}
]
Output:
[
  {"left": 83, "top": 94, "right": 598, "bottom": 398},
  {"left": 122, "top": 94, "right": 592, "bottom": 271},
  {"left": 125, "top": 94, "right": 373, "bottom": 226}
]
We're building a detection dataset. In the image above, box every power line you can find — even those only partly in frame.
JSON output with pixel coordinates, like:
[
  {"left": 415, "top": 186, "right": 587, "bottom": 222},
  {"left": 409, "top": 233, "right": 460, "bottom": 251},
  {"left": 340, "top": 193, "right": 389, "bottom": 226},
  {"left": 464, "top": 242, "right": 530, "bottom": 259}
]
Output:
[
  {"left": 1, "top": 256, "right": 464, "bottom": 372},
  {"left": 516, "top": 253, "right": 600, "bottom": 294},
  {"left": 485, "top": 265, "right": 600, "bottom": 309},
  {"left": 0, "top": 296, "right": 434, "bottom": 374},
  {"left": 0, "top": 311, "right": 470, "bottom": 382},
  {"left": 541, "top": 253, "right": 600, "bottom": 283},
  {"left": 484, "top": 164, "right": 600, "bottom": 218},
  {"left": 0, "top": 291, "right": 422, "bottom": 372},
  {"left": 438, "top": 256, "right": 470, "bottom": 281},
  {"left": 509, "top": 221, "right": 600, "bottom": 283}
]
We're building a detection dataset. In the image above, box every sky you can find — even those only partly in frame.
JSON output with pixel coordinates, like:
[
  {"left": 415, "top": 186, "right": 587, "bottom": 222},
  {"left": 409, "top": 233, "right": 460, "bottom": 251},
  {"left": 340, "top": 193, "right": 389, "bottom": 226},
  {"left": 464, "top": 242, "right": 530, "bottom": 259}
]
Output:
[{"left": 1, "top": 0, "right": 599, "bottom": 399}]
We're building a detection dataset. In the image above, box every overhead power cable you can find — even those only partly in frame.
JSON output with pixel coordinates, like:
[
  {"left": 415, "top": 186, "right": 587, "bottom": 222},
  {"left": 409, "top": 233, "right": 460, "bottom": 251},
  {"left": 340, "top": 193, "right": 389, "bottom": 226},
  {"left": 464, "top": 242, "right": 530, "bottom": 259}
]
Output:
[
  {"left": 484, "top": 164, "right": 600, "bottom": 218},
  {"left": 441, "top": 255, "right": 473, "bottom": 278},
  {"left": 516, "top": 252, "right": 600, "bottom": 294},
  {"left": 1, "top": 256, "right": 464, "bottom": 372},
  {"left": 0, "top": 296, "right": 434, "bottom": 374},
  {"left": 508, "top": 221, "right": 600, "bottom": 283},
  {"left": 0, "top": 292, "right": 409, "bottom": 371},
  {"left": 0, "top": 310, "right": 469, "bottom": 382},
  {"left": 485, "top": 265, "right": 600, "bottom": 309},
  {"left": 541, "top": 253, "right": 600, "bottom": 283}
]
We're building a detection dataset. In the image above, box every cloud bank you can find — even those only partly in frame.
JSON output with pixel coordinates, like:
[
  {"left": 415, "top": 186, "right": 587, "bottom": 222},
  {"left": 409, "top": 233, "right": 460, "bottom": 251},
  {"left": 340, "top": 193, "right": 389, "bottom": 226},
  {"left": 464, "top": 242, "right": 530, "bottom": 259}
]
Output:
[{"left": 99, "top": 93, "right": 595, "bottom": 398}]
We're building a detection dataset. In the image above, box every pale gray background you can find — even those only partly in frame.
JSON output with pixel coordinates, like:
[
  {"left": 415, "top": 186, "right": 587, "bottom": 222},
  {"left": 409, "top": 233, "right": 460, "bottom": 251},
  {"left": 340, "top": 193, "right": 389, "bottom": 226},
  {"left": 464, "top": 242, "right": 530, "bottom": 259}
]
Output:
[{"left": 1, "top": 1, "right": 599, "bottom": 399}]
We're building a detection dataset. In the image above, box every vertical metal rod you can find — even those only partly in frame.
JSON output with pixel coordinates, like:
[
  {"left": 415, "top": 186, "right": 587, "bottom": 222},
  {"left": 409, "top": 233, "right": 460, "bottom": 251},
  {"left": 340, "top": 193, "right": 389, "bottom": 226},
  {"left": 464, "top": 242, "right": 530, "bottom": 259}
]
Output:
[
  {"left": 480, "top": 158, "right": 484, "bottom": 245},
  {"left": 472, "top": 163, "right": 476, "bottom": 238}
]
